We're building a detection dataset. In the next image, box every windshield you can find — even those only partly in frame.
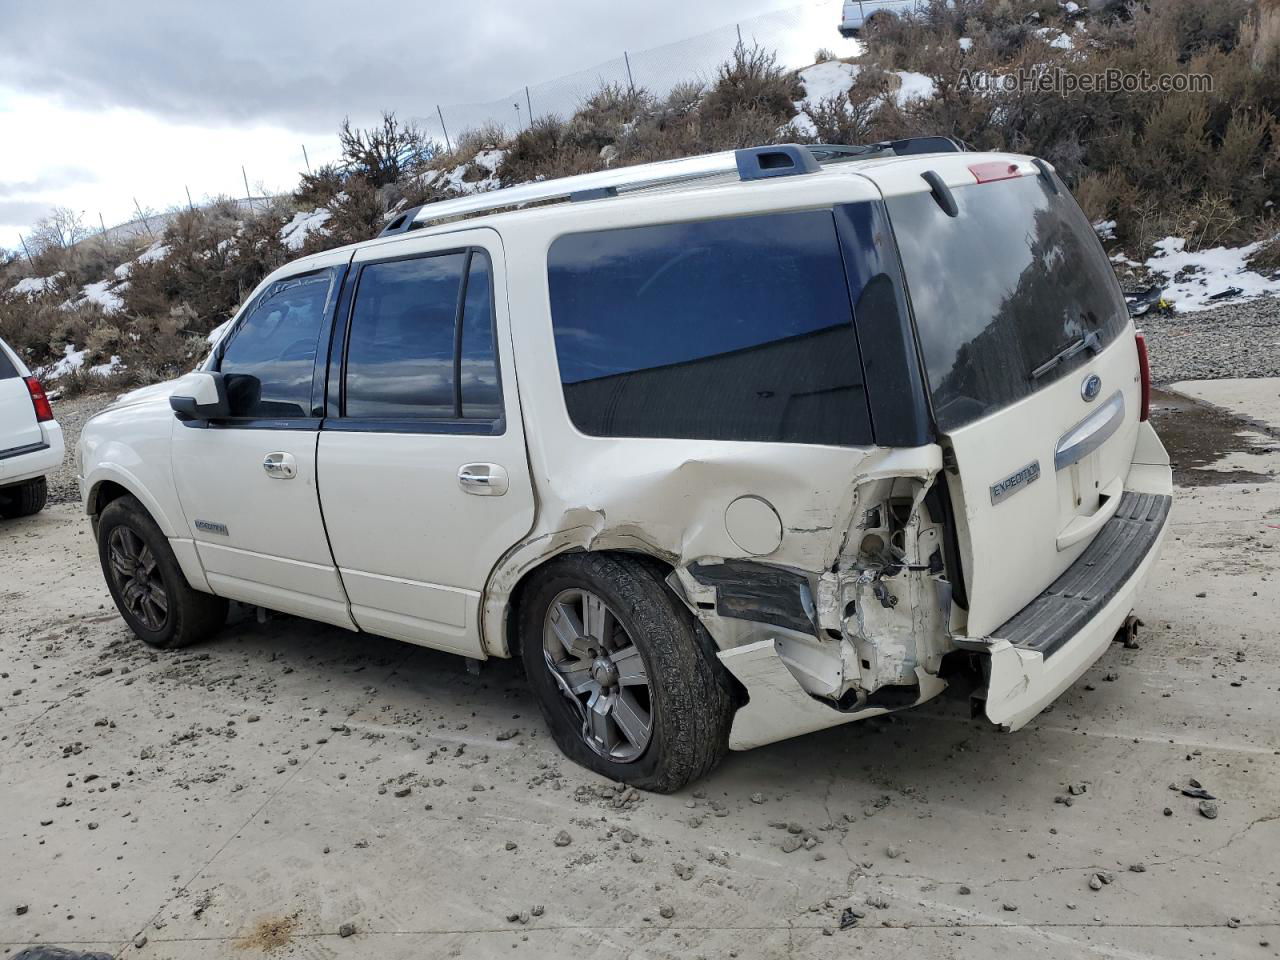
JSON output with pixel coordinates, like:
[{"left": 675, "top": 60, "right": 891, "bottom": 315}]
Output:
[{"left": 887, "top": 174, "right": 1129, "bottom": 431}]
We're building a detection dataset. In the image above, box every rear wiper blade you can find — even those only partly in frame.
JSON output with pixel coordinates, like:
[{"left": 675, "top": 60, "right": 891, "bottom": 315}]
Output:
[{"left": 1029, "top": 330, "right": 1102, "bottom": 381}]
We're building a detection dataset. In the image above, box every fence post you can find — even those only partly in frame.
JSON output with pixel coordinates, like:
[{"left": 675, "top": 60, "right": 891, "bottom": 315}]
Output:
[
  {"left": 302, "top": 144, "right": 312, "bottom": 175},
  {"left": 241, "top": 166, "right": 253, "bottom": 213},
  {"left": 18, "top": 233, "right": 33, "bottom": 266},
  {"left": 133, "top": 198, "right": 154, "bottom": 239},
  {"left": 98, "top": 212, "right": 109, "bottom": 253},
  {"left": 624, "top": 50, "right": 635, "bottom": 94},
  {"left": 736, "top": 23, "right": 742, "bottom": 45},
  {"left": 185, "top": 185, "right": 195, "bottom": 212},
  {"left": 525, "top": 86, "right": 533, "bottom": 122},
  {"left": 436, "top": 105, "right": 452, "bottom": 152}
]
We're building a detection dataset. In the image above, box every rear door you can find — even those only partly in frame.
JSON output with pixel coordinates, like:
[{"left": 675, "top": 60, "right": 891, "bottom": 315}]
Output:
[
  {"left": 886, "top": 168, "right": 1139, "bottom": 637},
  {"left": 0, "top": 339, "right": 42, "bottom": 455},
  {"left": 316, "top": 228, "right": 534, "bottom": 657}
]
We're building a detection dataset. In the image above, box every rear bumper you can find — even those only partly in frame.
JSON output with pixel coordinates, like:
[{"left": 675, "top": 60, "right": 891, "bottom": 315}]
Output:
[
  {"left": 975, "top": 422, "right": 1173, "bottom": 730},
  {"left": 0, "top": 423, "right": 63, "bottom": 486}
]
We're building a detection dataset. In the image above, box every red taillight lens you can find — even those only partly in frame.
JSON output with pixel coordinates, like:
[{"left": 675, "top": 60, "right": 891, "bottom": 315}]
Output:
[
  {"left": 1134, "top": 332, "right": 1151, "bottom": 422},
  {"left": 24, "top": 376, "right": 54, "bottom": 423}
]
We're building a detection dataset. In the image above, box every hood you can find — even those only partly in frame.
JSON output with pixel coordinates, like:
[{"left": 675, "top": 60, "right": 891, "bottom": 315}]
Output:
[{"left": 96, "top": 372, "right": 202, "bottom": 417}]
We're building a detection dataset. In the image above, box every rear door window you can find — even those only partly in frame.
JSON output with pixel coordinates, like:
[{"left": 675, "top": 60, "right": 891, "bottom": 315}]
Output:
[
  {"left": 887, "top": 174, "right": 1129, "bottom": 431},
  {"left": 547, "top": 211, "right": 873, "bottom": 446},
  {"left": 340, "top": 249, "right": 501, "bottom": 424}
]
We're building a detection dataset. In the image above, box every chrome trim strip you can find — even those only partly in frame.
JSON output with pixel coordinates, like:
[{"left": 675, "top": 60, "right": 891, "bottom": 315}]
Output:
[{"left": 1055, "top": 390, "right": 1125, "bottom": 471}]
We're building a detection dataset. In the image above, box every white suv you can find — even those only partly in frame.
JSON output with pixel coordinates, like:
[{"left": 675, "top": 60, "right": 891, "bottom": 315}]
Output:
[
  {"left": 79, "top": 141, "right": 1172, "bottom": 791},
  {"left": 0, "top": 335, "right": 63, "bottom": 518}
]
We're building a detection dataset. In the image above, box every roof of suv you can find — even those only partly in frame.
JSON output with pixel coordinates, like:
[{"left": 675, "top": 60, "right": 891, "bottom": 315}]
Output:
[{"left": 282, "top": 140, "right": 1044, "bottom": 272}]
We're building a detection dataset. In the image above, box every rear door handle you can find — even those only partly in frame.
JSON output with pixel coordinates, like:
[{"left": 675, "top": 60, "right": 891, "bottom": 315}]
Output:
[
  {"left": 458, "top": 463, "right": 509, "bottom": 496},
  {"left": 262, "top": 452, "right": 297, "bottom": 479}
]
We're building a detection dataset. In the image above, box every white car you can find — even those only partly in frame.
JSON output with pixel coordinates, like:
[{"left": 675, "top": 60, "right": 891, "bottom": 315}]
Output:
[
  {"left": 0, "top": 335, "right": 63, "bottom": 518},
  {"left": 79, "top": 140, "right": 1172, "bottom": 791},
  {"left": 840, "top": 0, "right": 926, "bottom": 36}
]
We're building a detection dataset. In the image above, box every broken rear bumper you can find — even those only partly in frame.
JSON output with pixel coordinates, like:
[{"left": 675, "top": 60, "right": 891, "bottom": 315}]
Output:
[{"left": 976, "top": 422, "right": 1173, "bottom": 730}]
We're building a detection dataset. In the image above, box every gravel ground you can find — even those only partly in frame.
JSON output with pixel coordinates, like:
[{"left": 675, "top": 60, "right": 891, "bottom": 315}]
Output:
[
  {"left": 1, "top": 441, "right": 1276, "bottom": 957},
  {"left": 44, "top": 390, "right": 117, "bottom": 504},
  {"left": 1142, "top": 295, "right": 1280, "bottom": 384}
]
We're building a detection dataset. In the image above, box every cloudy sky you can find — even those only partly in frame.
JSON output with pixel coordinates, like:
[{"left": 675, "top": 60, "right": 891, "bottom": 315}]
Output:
[{"left": 0, "top": 0, "right": 850, "bottom": 252}]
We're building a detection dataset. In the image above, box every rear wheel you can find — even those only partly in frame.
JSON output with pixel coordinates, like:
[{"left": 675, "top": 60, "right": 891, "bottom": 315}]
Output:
[
  {"left": 0, "top": 476, "right": 47, "bottom": 518},
  {"left": 98, "top": 495, "right": 227, "bottom": 649},
  {"left": 519, "top": 553, "right": 733, "bottom": 793}
]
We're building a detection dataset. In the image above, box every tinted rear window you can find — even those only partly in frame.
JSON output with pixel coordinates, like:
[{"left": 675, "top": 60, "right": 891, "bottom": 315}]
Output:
[
  {"left": 887, "top": 174, "right": 1128, "bottom": 431},
  {"left": 0, "top": 345, "right": 18, "bottom": 380},
  {"left": 547, "top": 211, "right": 873, "bottom": 446}
]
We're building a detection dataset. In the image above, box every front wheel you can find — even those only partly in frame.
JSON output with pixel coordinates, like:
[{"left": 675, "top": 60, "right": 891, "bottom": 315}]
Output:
[
  {"left": 97, "top": 495, "right": 228, "bottom": 649},
  {"left": 519, "top": 553, "right": 733, "bottom": 793}
]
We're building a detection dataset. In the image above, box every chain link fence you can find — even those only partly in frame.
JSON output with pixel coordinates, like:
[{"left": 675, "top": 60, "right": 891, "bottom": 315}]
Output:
[{"left": 416, "top": 2, "right": 853, "bottom": 148}]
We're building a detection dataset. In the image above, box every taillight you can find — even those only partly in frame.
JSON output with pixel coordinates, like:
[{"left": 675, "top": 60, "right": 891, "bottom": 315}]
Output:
[
  {"left": 24, "top": 376, "right": 54, "bottom": 423},
  {"left": 1134, "top": 332, "right": 1151, "bottom": 422}
]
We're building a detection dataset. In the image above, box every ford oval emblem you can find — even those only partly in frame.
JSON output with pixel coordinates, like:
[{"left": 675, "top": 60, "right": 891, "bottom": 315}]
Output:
[{"left": 1081, "top": 374, "right": 1102, "bottom": 402}]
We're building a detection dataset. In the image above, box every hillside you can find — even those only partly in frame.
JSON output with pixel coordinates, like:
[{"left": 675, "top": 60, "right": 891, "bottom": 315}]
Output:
[{"left": 1, "top": 0, "right": 1277, "bottom": 395}]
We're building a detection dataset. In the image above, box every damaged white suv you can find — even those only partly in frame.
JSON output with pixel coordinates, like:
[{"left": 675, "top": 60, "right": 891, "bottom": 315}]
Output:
[{"left": 79, "top": 140, "right": 1172, "bottom": 791}]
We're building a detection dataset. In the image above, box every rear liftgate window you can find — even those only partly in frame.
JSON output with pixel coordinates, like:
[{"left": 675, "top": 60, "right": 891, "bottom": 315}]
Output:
[
  {"left": 887, "top": 174, "right": 1129, "bottom": 431},
  {"left": 547, "top": 210, "right": 873, "bottom": 446}
]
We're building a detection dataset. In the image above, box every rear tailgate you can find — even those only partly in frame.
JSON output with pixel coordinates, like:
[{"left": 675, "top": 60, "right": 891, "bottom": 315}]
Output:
[
  {"left": 0, "top": 344, "right": 43, "bottom": 455},
  {"left": 885, "top": 161, "right": 1138, "bottom": 636}
]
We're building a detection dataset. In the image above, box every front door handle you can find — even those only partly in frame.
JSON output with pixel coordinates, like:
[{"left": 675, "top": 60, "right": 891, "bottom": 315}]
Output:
[
  {"left": 458, "top": 463, "right": 509, "bottom": 496},
  {"left": 262, "top": 452, "right": 297, "bottom": 479}
]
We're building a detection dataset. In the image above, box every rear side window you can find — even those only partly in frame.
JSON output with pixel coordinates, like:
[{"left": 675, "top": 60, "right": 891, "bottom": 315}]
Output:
[
  {"left": 547, "top": 211, "right": 873, "bottom": 446},
  {"left": 342, "top": 249, "right": 500, "bottom": 423},
  {"left": 887, "top": 174, "right": 1129, "bottom": 431},
  {"left": 0, "top": 344, "right": 19, "bottom": 380},
  {"left": 218, "top": 270, "right": 335, "bottom": 418}
]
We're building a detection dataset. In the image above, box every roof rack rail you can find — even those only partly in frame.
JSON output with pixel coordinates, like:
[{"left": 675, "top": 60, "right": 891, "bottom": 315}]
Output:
[{"left": 408, "top": 137, "right": 965, "bottom": 229}]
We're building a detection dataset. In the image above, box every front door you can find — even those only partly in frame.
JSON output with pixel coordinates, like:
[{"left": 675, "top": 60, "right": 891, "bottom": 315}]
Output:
[
  {"left": 172, "top": 259, "right": 355, "bottom": 629},
  {"left": 316, "top": 229, "right": 534, "bottom": 657}
]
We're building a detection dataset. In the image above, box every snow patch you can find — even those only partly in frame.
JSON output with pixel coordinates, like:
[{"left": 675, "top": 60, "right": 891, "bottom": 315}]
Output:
[
  {"left": 10, "top": 273, "right": 63, "bottom": 297},
  {"left": 1093, "top": 220, "right": 1117, "bottom": 241},
  {"left": 798, "top": 61, "right": 860, "bottom": 106},
  {"left": 1145, "top": 237, "right": 1280, "bottom": 312},
  {"left": 893, "top": 71, "right": 936, "bottom": 105},
  {"left": 958, "top": 37, "right": 973, "bottom": 51},
  {"left": 280, "top": 208, "right": 332, "bottom": 251},
  {"left": 71, "top": 279, "right": 126, "bottom": 314},
  {"left": 137, "top": 241, "right": 169, "bottom": 263},
  {"left": 48, "top": 344, "right": 87, "bottom": 378},
  {"left": 1035, "top": 27, "right": 1074, "bottom": 50}
]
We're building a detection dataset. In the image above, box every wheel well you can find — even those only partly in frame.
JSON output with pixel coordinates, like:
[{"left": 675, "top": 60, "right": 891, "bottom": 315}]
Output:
[
  {"left": 88, "top": 479, "right": 132, "bottom": 517},
  {"left": 499, "top": 548, "right": 745, "bottom": 708},
  {"left": 502, "top": 549, "right": 674, "bottom": 659}
]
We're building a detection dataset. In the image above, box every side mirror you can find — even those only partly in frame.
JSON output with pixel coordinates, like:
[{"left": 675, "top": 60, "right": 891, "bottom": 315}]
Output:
[{"left": 170, "top": 371, "right": 231, "bottom": 422}]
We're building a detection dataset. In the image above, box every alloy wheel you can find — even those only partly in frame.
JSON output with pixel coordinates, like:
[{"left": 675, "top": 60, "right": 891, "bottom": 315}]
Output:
[
  {"left": 106, "top": 525, "right": 169, "bottom": 632},
  {"left": 541, "top": 587, "right": 654, "bottom": 763}
]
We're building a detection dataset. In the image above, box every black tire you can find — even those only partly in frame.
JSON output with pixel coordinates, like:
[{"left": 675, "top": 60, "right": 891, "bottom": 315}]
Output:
[
  {"left": 519, "top": 553, "right": 733, "bottom": 793},
  {"left": 97, "top": 495, "right": 228, "bottom": 649},
  {"left": 0, "top": 476, "right": 47, "bottom": 518}
]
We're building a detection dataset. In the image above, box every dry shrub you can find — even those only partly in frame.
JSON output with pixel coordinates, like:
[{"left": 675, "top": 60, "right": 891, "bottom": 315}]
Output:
[{"left": 700, "top": 43, "right": 802, "bottom": 123}]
